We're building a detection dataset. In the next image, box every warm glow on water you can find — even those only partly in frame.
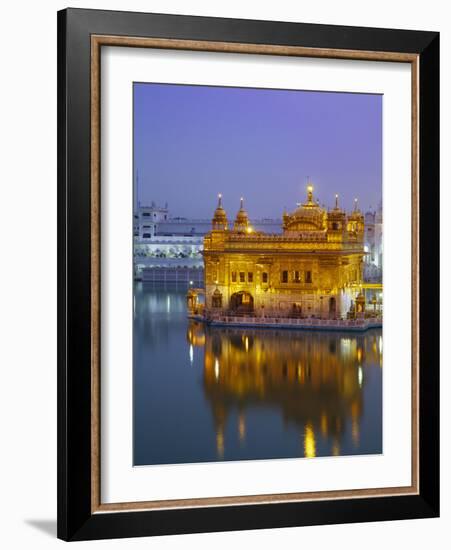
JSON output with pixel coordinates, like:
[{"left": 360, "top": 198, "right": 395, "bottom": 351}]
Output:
[
  {"left": 304, "top": 424, "right": 316, "bottom": 458},
  {"left": 133, "top": 285, "right": 383, "bottom": 466}
]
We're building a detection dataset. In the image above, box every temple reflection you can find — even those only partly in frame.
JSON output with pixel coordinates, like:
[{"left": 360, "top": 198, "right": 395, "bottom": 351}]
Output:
[{"left": 187, "top": 322, "right": 382, "bottom": 459}]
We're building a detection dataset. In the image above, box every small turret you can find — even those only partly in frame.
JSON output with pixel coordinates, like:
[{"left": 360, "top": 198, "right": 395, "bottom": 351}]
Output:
[
  {"left": 327, "top": 193, "right": 346, "bottom": 234},
  {"left": 211, "top": 193, "right": 228, "bottom": 230},
  {"left": 233, "top": 197, "right": 250, "bottom": 233},
  {"left": 347, "top": 197, "right": 364, "bottom": 239}
]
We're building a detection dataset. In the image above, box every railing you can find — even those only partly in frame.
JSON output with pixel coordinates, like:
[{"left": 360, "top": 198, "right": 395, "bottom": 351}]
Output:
[
  {"left": 139, "top": 266, "right": 204, "bottom": 286},
  {"left": 227, "top": 233, "right": 328, "bottom": 242},
  {"left": 204, "top": 313, "right": 382, "bottom": 329}
]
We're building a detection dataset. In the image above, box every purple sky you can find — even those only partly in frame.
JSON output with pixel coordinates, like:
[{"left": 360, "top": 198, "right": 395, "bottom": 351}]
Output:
[{"left": 134, "top": 83, "right": 382, "bottom": 219}]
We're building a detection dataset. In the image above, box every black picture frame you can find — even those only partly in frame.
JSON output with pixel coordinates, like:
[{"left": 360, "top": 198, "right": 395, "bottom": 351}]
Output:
[{"left": 57, "top": 7, "right": 439, "bottom": 541}]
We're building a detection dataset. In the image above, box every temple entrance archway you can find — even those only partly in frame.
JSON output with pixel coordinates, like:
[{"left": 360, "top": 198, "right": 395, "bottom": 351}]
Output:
[
  {"left": 230, "top": 291, "right": 254, "bottom": 313},
  {"left": 329, "top": 296, "right": 337, "bottom": 317}
]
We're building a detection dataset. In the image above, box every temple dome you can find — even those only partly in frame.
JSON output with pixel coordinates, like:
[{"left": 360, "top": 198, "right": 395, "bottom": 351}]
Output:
[{"left": 283, "top": 184, "right": 326, "bottom": 232}]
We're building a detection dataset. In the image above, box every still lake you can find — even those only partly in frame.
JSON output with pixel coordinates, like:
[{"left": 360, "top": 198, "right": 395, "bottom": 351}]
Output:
[{"left": 133, "top": 283, "right": 382, "bottom": 465}]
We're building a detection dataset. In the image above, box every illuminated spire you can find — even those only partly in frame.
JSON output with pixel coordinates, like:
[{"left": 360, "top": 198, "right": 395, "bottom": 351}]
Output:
[
  {"left": 234, "top": 196, "right": 249, "bottom": 232},
  {"left": 335, "top": 193, "right": 339, "bottom": 209},
  {"left": 307, "top": 184, "right": 314, "bottom": 203},
  {"left": 212, "top": 193, "right": 228, "bottom": 230},
  {"left": 354, "top": 197, "right": 359, "bottom": 212}
]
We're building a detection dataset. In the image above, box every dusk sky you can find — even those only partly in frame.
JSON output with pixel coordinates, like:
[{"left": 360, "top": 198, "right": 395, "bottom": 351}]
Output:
[{"left": 134, "top": 83, "right": 382, "bottom": 219}]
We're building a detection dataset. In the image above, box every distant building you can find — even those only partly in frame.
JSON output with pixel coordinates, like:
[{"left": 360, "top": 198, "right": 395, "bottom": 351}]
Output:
[
  {"left": 134, "top": 202, "right": 169, "bottom": 240},
  {"left": 202, "top": 185, "right": 368, "bottom": 320},
  {"left": 133, "top": 202, "right": 202, "bottom": 282},
  {"left": 363, "top": 202, "right": 383, "bottom": 282}
]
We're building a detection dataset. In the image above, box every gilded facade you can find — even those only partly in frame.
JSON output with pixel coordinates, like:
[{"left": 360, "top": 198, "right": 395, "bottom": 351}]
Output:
[{"left": 203, "top": 185, "right": 366, "bottom": 319}]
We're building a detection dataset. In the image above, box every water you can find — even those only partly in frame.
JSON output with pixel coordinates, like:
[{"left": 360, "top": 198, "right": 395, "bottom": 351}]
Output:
[{"left": 134, "top": 283, "right": 382, "bottom": 465}]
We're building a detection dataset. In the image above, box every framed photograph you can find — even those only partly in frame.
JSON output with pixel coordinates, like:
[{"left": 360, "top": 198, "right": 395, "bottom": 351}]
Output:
[{"left": 57, "top": 8, "right": 439, "bottom": 541}]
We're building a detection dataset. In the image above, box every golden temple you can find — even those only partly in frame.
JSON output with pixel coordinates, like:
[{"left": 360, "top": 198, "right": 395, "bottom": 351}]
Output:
[{"left": 199, "top": 184, "right": 369, "bottom": 320}]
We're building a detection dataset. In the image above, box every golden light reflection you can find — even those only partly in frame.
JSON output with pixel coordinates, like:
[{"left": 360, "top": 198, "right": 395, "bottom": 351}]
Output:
[
  {"left": 352, "top": 417, "right": 360, "bottom": 447},
  {"left": 216, "top": 429, "right": 224, "bottom": 458},
  {"left": 214, "top": 358, "right": 220, "bottom": 381},
  {"left": 304, "top": 423, "right": 316, "bottom": 458},
  {"left": 379, "top": 336, "right": 383, "bottom": 368},
  {"left": 358, "top": 366, "right": 363, "bottom": 387},
  {"left": 297, "top": 364, "right": 302, "bottom": 382},
  {"left": 351, "top": 401, "right": 361, "bottom": 447},
  {"left": 186, "top": 323, "right": 206, "bottom": 347},
  {"left": 190, "top": 322, "right": 382, "bottom": 459},
  {"left": 320, "top": 412, "right": 328, "bottom": 436},
  {"left": 332, "top": 440, "right": 340, "bottom": 456},
  {"left": 238, "top": 413, "right": 246, "bottom": 443}
]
